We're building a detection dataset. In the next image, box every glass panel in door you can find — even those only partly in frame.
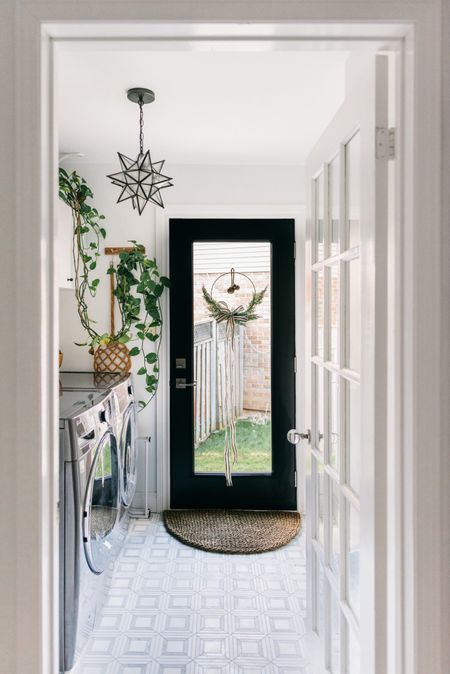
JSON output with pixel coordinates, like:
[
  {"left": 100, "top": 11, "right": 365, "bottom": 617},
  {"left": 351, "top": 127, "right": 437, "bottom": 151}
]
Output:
[
  {"left": 315, "top": 171, "right": 325, "bottom": 261},
  {"left": 330, "top": 589, "right": 341, "bottom": 673},
  {"left": 329, "top": 155, "right": 340, "bottom": 257},
  {"left": 85, "top": 432, "right": 119, "bottom": 573},
  {"left": 346, "top": 132, "right": 361, "bottom": 249},
  {"left": 120, "top": 404, "right": 137, "bottom": 507},
  {"left": 192, "top": 241, "right": 272, "bottom": 475},
  {"left": 347, "top": 501, "right": 360, "bottom": 619}
]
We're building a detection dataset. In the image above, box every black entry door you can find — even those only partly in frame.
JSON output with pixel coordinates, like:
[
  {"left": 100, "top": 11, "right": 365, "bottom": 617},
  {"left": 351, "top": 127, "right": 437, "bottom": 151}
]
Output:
[{"left": 169, "top": 219, "right": 296, "bottom": 510}]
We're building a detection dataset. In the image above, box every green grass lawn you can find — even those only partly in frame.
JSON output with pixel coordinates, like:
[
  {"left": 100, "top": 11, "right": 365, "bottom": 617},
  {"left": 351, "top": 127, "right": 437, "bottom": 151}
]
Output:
[{"left": 195, "top": 418, "right": 272, "bottom": 473}]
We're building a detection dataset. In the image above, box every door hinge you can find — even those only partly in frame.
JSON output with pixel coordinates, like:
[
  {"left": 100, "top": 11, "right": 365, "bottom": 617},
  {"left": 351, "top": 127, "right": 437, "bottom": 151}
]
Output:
[
  {"left": 293, "top": 355, "right": 297, "bottom": 373},
  {"left": 293, "top": 241, "right": 296, "bottom": 260},
  {"left": 376, "top": 127, "right": 395, "bottom": 160},
  {"left": 294, "top": 470, "right": 297, "bottom": 488}
]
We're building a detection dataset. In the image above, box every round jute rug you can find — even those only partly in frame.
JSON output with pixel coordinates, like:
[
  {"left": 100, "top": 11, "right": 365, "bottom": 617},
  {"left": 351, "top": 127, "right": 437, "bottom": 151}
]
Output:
[{"left": 163, "top": 509, "right": 301, "bottom": 554}]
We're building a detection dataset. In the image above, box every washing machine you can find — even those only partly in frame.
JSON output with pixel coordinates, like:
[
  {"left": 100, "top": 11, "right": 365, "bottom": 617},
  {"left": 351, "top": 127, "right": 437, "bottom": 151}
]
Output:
[
  {"left": 59, "top": 389, "right": 121, "bottom": 672},
  {"left": 59, "top": 372, "right": 138, "bottom": 514}
]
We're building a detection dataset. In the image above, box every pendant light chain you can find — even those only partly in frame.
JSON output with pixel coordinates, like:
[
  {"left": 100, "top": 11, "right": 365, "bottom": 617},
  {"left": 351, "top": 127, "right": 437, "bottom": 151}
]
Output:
[
  {"left": 139, "top": 98, "right": 144, "bottom": 156},
  {"left": 107, "top": 86, "right": 173, "bottom": 214}
]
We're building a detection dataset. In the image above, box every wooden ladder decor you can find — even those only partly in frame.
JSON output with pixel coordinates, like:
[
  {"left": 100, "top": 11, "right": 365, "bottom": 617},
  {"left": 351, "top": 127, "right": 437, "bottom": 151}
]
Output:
[
  {"left": 104, "top": 245, "right": 146, "bottom": 333},
  {"left": 92, "top": 245, "right": 146, "bottom": 374}
]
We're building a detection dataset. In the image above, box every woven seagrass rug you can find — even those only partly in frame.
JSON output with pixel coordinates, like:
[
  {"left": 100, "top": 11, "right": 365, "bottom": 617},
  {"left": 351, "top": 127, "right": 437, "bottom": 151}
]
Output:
[{"left": 163, "top": 509, "right": 301, "bottom": 554}]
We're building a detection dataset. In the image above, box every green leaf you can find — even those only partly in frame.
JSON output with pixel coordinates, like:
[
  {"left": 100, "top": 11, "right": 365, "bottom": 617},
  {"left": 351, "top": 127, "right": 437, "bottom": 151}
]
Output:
[
  {"left": 145, "top": 352, "right": 158, "bottom": 364},
  {"left": 137, "top": 367, "right": 146, "bottom": 375},
  {"left": 91, "top": 278, "right": 100, "bottom": 287},
  {"left": 100, "top": 227, "right": 107, "bottom": 239},
  {"left": 117, "top": 334, "right": 130, "bottom": 344},
  {"left": 89, "top": 261, "right": 96, "bottom": 270},
  {"left": 135, "top": 323, "right": 146, "bottom": 330},
  {"left": 129, "top": 346, "right": 140, "bottom": 357},
  {"left": 160, "top": 276, "right": 171, "bottom": 287}
]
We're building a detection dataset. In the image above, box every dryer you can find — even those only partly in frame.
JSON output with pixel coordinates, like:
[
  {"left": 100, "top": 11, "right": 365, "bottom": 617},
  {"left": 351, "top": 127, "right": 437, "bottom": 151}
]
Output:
[
  {"left": 59, "top": 389, "right": 121, "bottom": 672},
  {"left": 109, "top": 373, "right": 137, "bottom": 513},
  {"left": 60, "top": 371, "right": 138, "bottom": 514}
]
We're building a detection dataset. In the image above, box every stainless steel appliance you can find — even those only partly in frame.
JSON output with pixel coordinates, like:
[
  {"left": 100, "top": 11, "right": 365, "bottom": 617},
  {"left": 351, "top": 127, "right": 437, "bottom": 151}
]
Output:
[
  {"left": 59, "top": 371, "right": 137, "bottom": 513},
  {"left": 59, "top": 389, "right": 121, "bottom": 672}
]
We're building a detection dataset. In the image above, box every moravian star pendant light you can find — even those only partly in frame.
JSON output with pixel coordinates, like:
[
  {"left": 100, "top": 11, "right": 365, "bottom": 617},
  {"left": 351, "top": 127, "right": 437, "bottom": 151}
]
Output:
[{"left": 107, "top": 87, "right": 173, "bottom": 214}]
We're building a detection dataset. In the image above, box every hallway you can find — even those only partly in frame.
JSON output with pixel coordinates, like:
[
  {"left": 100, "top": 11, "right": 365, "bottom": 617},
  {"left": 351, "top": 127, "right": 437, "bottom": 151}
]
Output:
[{"left": 74, "top": 514, "right": 308, "bottom": 673}]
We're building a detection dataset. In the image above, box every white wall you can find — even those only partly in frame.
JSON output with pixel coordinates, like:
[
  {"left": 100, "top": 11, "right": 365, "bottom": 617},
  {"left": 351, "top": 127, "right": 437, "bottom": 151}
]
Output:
[
  {"left": 441, "top": 2, "right": 450, "bottom": 668},
  {"left": 59, "top": 161, "right": 305, "bottom": 440},
  {"left": 0, "top": 2, "right": 17, "bottom": 672}
]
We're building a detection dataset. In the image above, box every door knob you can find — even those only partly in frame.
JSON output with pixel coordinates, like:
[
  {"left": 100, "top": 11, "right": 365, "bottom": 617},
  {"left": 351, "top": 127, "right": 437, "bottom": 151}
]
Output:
[{"left": 287, "top": 429, "right": 311, "bottom": 445}]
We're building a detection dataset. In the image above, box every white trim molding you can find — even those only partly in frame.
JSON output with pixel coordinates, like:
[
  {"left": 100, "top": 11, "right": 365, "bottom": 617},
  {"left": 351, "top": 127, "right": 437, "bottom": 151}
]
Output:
[{"left": 2, "top": 6, "right": 446, "bottom": 674}]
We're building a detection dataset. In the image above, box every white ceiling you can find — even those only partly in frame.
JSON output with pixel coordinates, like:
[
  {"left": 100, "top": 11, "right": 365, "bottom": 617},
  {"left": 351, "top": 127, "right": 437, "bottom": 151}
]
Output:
[{"left": 57, "top": 49, "right": 349, "bottom": 166}]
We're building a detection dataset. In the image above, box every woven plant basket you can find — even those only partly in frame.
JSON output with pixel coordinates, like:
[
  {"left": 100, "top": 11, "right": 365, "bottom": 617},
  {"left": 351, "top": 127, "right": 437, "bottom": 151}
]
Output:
[{"left": 93, "top": 342, "right": 132, "bottom": 373}]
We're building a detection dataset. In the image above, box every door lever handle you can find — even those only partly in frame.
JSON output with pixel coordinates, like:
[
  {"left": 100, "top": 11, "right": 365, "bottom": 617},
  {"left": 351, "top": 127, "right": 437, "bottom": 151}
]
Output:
[
  {"left": 287, "top": 429, "right": 311, "bottom": 445},
  {"left": 175, "top": 378, "right": 197, "bottom": 389}
]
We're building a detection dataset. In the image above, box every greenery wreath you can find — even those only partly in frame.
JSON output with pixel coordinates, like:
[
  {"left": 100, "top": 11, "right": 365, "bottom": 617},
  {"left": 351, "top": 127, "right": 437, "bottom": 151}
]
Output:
[{"left": 201, "top": 285, "right": 267, "bottom": 332}]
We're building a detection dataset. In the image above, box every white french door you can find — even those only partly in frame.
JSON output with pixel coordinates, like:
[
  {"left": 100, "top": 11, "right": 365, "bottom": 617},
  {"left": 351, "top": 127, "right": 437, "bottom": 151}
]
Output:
[{"left": 305, "top": 54, "right": 389, "bottom": 674}]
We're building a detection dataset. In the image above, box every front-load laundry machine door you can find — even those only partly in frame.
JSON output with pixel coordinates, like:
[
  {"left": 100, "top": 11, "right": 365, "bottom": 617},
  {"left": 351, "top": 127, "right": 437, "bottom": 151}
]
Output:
[
  {"left": 120, "top": 403, "right": 137, "bottom": 507},
  {"left": 83, "top": 431, "right": 120, "bottom": 574}
]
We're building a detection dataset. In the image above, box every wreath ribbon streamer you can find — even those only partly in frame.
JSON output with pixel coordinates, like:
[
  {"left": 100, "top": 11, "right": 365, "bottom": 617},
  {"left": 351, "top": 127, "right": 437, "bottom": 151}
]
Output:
[{"left": 202, "top": 273, "right": 267, "bottom": 487}]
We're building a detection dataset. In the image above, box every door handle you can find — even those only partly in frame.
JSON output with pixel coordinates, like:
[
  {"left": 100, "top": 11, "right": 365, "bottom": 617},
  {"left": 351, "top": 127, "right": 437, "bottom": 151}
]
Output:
[
  {"left": 287, "top": 429, "right": 311, "bottom": 445},
  {"left": 175, "top": 378, "right": 197, "bottom": 389}
]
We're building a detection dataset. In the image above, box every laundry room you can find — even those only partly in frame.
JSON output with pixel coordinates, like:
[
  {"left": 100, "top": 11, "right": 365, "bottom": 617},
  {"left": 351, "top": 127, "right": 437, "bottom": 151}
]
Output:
[
  {"left": 57, "top": 46, "right": 347, "bottom": 513},
  {"left": 56, "top": 30, "right": 390, "bottom": 674},
  {"left": 1, "top": 1, "right": 448, "bottom": 673}
]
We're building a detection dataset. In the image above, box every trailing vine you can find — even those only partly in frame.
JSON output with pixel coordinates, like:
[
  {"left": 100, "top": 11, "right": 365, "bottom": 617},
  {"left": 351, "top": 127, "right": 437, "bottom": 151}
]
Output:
[
  {"left": 58, "top": 168, "right": 169, "bottom": 410},
  {"left": 58, "top": 168, "right": 106, "bottom": 340},
  {"left": 111, "top": 243, "right": 170, "bottom": 410}
]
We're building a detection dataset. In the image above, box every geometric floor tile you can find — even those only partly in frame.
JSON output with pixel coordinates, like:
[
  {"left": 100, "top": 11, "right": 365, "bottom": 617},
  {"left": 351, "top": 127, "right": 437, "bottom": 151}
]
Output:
[{"left": 73, "top": 513, "right": 310, "bottom": 674}]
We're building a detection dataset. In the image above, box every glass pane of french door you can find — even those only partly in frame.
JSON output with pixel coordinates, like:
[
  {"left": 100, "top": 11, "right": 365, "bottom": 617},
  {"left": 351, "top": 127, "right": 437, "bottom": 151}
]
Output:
[{"left": 310, "top": 131, "right": 361, "bottom": 673}]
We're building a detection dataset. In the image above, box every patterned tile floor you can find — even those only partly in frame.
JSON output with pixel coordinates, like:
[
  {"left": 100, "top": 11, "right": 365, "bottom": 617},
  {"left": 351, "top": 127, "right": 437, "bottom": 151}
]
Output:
[{"left": 73, "top": 513, "right": 309, "bottom": 674}]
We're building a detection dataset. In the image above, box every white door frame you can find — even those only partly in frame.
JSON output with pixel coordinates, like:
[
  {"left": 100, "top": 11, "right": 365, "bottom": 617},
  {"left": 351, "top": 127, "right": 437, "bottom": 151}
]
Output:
[{"left": 7, "top": 5, "right": 446, "bottom": 674}]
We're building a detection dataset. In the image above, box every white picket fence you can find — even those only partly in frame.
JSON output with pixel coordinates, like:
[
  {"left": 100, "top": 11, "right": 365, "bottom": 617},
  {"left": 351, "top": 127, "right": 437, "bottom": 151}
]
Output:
[{"left": 193, "top": 320, "right": 244, "bottom": 446}]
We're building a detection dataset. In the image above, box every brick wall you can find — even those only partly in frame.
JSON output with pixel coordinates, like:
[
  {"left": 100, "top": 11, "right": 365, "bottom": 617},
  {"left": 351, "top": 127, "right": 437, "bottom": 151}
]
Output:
[{"left": 194, "top": 271, "right": 271, "bottom": 412}]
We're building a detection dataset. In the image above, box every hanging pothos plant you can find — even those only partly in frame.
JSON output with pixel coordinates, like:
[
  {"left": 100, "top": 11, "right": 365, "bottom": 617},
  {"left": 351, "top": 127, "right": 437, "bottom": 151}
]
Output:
[{"left": 58, "top": 167, "right": 170, "bottom": 410}]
